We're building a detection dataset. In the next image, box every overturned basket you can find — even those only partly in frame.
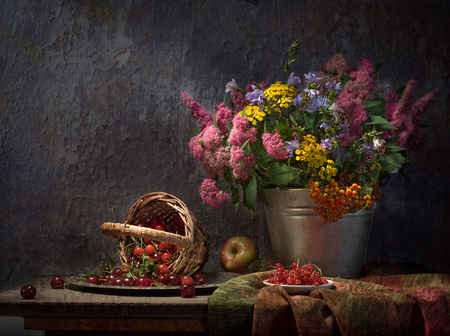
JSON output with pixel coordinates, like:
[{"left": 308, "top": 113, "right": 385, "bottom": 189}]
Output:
[{"left": 100, "top": 192, "right": 209, "bottom": 276}]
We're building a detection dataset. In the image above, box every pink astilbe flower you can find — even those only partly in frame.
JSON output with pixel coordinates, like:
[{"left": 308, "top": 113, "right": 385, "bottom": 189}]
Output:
[
  {"left": 200, "top": 178, "right": 230, "bottom": 208},
  {"left": 181, "top": 92, "right": 213, "bottom": 130},
  {"left": 228, "top": 113, "right": 257, "bottom": 147},
  {"left": 230, "top": 146, "right": 255, "bottom": 180},
  {"left": 323, "top": 53, "right": 351, "bottom": 76},
  {"left": 385, "top": 92, "right": 400, "bottom": 121},
  {"left": 338, "top": 96, "right": 368, "bottom": 139},
  {"left": 342, "top": 58, "right": 376, "bottom": 101},
  {"left": 231, "top": 90, "right": 247, "bottom": 112},
  {"left": 336, "top": 59, "right": 376, "bottom": 140},
  {"left": 262, "top": 132, "right": 289, "bottom": 160},
  {"left": 189, "top": 124, "right": 230, "bottom": 179},
  {"left": 389, "top": 80, "right": 441, "bottom": 151},
  {"left": 214, "top": 103, "right": 235, "bottom": 136},
  {"left": 189, "top": 133, "right": 205, "bottom": 162}
]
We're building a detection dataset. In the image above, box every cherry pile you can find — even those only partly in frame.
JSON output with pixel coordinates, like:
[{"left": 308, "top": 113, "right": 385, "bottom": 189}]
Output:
[
  {"left": 81, "top": 214, "right": 205, "bottom": 297},
  {"left": 266, "top": 262, "right": 329, "bottom": 286}
]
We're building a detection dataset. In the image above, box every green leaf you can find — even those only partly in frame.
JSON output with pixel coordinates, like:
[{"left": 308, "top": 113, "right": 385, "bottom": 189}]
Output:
[
  {"left": 240, "top": 138, "right": 251, "bottom": 150},
  {"left": 360, "top": 185, "right": 373, "bottom": 196},
  {"left": 366, "top": 115, "right": 397, "bottom": 130},
  {"left": 340, "top": 72, "right": 350, "bottom": 88},
  {"left": 379, "top": 152, "right": 410, "bottom": 168},
  {"left": 256, "top": 154, "right": 275, "bottom": 169},
  {"left": 364, "top": 100, "right": 386, "bottom": 117},
  {"left": 359, "top": 173, "right": 371, "bottom": 186},
  {"left": 335, "top": 156, "right": 343, "bottom": 168},
  {"left": 276, "top": 118, "right": 291, "bottom": 139},
  {"left": 231, "top": 188, "right": 240, "bottom": 213},
  {"left": 243, "top": 175, "right": 257, "bottom": 214},
  {"left": 385, "top": 145, "right": 407, "bottom": 153},
  {"left": 373, "top": 63, "right": 383, "bottom": 73},
  {"left": 267, "top": 162, "right": 297, "bottom": 185}
]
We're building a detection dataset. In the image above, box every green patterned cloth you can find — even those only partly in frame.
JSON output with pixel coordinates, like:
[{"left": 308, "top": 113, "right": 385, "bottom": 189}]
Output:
[{"left": 208, "top": 261, "right": 450, "bottom": 336}]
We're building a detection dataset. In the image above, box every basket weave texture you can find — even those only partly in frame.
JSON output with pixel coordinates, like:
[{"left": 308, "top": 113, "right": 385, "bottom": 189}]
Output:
[{"left": 100, "top": 192, "right": 209, "bottom": 275}]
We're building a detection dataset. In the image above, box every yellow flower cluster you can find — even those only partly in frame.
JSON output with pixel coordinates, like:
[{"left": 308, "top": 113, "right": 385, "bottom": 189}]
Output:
[
  {"left": 244, "top": 105, "right": 266, "bottom": 125},
  {"left": 295, "top": 134, "right": 327, "bottom": 168},
  {"left": 263, "top": 82, "right": 297, "bottom": 114},
  {"left": 318, "top": 160, "right": 338, "bottom": 180}
]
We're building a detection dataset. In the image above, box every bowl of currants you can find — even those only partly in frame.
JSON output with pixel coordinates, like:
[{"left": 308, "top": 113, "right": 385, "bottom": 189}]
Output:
[{"left": 263, "top": 262, "right": 334, "bottom": 295}]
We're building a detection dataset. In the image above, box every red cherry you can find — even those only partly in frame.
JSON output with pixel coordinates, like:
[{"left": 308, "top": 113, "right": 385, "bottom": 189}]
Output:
[
  {"left": 133, "top": 246, "right": 145, "bottom": 258},
  {"left": 192, "top": 272, "right": 206, "bottom": 285},
  {"left": 145, "top": 244, "right": 156, "bottom": 255},
  {"left": 105, "top": 274, "right": 117, "bottom": 285},
  {"left": 154, "top": 224, "right": 165, "bottom": 231},
  {"left": 180, "top": 283, "right": 195, "bottom": 298},
  {"left": 167, "top": 273, "right": 181, "bottom": 286},
  {"left": 21, "top": 285, "right": 36, "bottom": 299},
  {"left": 50, "top": 276, "right": 65, "bottom": 289},
  {"left": 155, "top": 274, "right": 168, "bottom": 285},
  {"left": 85, "top": 276, "right": 100, "bottom": 285},
  {"left": 112, "top": 278, "right": 125, "bottom": 286},
  {"left": 157, "top": 264, "right": 169, "bottom": 275},
  {"left": 180, "top": 275, "right": 194, "bottom": 286},
  {"left": 136, "top": 276, "right": 152, "bottom": 287},
  {"left": 123, "top": 277, "right": 136, "bottom": 286},
  {"left": 161, "top": 252, "right": 173, "bottom": 265}
]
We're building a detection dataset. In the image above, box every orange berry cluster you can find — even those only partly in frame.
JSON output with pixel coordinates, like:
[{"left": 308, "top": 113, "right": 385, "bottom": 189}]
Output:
[{"left": 309, "top": 179, "right": 375, "bottom": 222}]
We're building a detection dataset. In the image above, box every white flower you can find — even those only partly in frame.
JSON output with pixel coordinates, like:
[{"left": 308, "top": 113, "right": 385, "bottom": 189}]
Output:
[
  {"left": 225, "top": 79, "right": 238, "bottom": 93},
  {"left": 373, "top": 138, "right": 386, "bottom": 150}
]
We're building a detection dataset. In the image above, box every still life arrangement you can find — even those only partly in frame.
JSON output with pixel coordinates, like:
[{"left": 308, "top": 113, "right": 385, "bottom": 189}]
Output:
[{"left": 182, "top": 40, "right": 441, "bottom": 222}]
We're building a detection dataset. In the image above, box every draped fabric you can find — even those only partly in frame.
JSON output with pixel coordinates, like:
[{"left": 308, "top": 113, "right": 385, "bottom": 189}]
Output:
[{"left": 208, "top": 261, "right": 450, "bottom": 336}]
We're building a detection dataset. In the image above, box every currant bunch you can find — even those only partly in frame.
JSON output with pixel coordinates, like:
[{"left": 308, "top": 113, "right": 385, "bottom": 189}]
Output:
[
  {"left": 309, "top": 178, "right": 375, "bottom": 222},
  {"left": 266, "top": 262, "right": 329, "bottom": 286}
]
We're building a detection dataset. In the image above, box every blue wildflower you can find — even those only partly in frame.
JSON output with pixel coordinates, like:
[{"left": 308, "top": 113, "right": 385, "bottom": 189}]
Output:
[
  {"left": 304, "top": 72, "right": 322, "bottom": 84},
  {"left": 288, "top": 72, "right": 301, "bottom": 85},
  {"left": 293, "top": 94, "right": 303, "bottom": 107},
  {"left": 245, "top": 88, "right": 266, "bottom": 105},
  {"left": 306, "top": 96, "right": 328, "bottom": 112},
  {"left": 285, "top": 139, "right": 300, "bottom": 157}
]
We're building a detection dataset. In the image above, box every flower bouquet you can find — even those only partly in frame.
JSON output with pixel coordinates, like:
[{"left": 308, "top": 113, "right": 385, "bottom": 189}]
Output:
[{"left": 182, "top": 41, "right": 440, "bottom": 221}]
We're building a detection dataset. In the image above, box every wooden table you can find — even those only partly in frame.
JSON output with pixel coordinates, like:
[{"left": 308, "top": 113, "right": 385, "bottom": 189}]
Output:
[{"left": 0, "top": 275, "right": 214, "bottom": 335}]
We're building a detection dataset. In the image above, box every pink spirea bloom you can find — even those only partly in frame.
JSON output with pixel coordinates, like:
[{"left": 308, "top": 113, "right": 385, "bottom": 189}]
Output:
[
  {"left": 343, "top": 58, "right": 376, "bottom": 101},
  {"left": 181, "top": 92, "right": 213, "bottom": 130},
  {"left": 214, "top": 103, "right": 235, "bottom": 136},
  {"left": 189, "top": 125, "right": 230, "bottom": 179},
  {"left": 388, "top": 80, "right": 441, "bottom": 151},
  {"left": 262, "top": 132, "right": 289, "bottom": 160},
  {"left": 338, "top": 96, "right": 368, "bottom": 139},
  {"left": 200, "top": 179, "right": 230, "bottom": 208},
  {"left": 230, "top": 146, "right": 255, "bottom": 180},
  {"left": 323, "top": 53, "right": 351, "bottom": 75},
  {"left": 231, "top": 90, "right": 247, "bottom": 111},
  {"left": 337, "top": 59, "right": 376, "bottom": 140},
  {"left": 228, "top": 113, "right": 257, "bottom": 147}
]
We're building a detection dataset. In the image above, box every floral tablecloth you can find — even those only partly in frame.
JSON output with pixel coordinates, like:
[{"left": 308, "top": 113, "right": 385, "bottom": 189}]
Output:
[{"left": 208, "top": 261, "right": 450, "bottom": 336}]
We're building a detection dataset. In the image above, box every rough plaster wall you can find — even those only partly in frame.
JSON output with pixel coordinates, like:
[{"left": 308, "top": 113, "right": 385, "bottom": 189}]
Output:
[{"left": 0, "top": 0, "right": 449, "bottom": 292}]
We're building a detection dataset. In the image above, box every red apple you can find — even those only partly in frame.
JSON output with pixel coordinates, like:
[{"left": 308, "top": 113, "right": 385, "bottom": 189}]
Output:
[{"left": 220, "top": 236, "right": 258, "bottom": 273}]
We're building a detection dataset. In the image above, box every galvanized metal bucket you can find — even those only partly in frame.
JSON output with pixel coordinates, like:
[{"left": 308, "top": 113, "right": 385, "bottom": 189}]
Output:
[{"left": 264, "top": 188, "right": 375, "bottom": 278}]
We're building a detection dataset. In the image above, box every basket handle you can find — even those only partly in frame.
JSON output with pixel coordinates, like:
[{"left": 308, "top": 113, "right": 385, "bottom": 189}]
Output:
[{"left": 100, "top": 222, "right": 194, "bottom": 248}]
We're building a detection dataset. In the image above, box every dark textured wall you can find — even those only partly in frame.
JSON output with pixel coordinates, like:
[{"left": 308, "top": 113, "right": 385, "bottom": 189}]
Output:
[{"left": 1, "top": 0, "right": 449, "bottom": 292}]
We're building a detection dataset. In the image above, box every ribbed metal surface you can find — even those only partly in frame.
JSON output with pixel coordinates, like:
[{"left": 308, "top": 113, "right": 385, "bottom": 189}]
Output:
[{"left": 264, "top": 189, "right": 374, "bottom": 278}]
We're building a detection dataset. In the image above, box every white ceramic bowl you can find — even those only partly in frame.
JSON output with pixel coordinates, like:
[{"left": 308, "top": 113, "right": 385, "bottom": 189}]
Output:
[{"left": 262, "top": 279, "right": 334, "bottom": 295}]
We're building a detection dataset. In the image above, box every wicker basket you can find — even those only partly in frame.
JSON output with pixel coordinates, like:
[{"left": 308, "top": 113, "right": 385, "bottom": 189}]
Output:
[{"left": 100, "top": 192, "right": 209, "bottom": 275}]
